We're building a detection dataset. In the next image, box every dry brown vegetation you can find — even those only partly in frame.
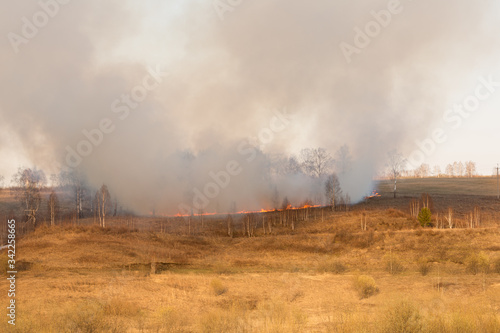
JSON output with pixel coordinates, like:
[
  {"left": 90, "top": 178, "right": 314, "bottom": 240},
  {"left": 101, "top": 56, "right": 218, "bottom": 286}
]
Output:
[{"left": 0, "top": 180, "right": 500, "bottom": 332}]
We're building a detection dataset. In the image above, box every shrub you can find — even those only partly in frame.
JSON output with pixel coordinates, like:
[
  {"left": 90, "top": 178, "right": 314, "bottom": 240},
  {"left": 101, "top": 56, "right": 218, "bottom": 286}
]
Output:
[
  {"left": 257, "top": 300, "right": 307, "bottom": 333},
  {"left": 493, "top": 257, "right": 500, "bottom": 274},
  {"left": 387, "top": 208, "right": 407, "bottom": 218},
  {"left": 417, "top": 258, "right": 431, "bottom": 276},
  {"left": 424, "top": 309, "right": 500, "bottom": 333},
  {"left": 353, "top": 275, "right": 379, "bottom": 299},
  {"left": 210, "top": 278, "right": 228, "bottom": 296},
  {"left": 465, "top": 252, "right": 490, "bottom": 275},
  {"left": 384, "top": 253, "right": 405, "bottom": 275},
  {"left": 352, "top": 230, "right": 376, "bottom": 249},
  {"left": 418, "top": 208, "right": 432, "bottom": 227},
  {"left": 153, "top": 307, "right": 187, "bottom": 332},
  {"left": 65, "top": 301, "right": 110, "bottom": 333},
  {"left": 317, "top": 259, "right": 347, "bottom": 274},
  {"left": 382, "top": 301, "right": 423, "bottom": 333},
  {"left": 200, "top": 308, "right": 247, "bottom": 333},
  {"left": 103, "top": 298, "right": 141, "bottom": 317}
]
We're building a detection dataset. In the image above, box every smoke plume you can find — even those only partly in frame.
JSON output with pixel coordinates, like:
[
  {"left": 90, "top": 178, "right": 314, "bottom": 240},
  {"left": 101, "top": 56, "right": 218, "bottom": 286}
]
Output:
[{"left": 1, "top": 0, "right": 499, "bottom": 213}]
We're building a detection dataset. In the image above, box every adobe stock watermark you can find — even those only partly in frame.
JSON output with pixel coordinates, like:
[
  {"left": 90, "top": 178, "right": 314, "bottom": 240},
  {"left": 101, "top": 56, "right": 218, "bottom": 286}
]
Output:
[
  {"left": 178, "top": 108, "right": 292, "bottom": 214},
  {"left": 339, "top": 0, "right": 410, "bottom": 64},
  {"left": 7, "top": 0, "right": 72, "bottom": 54},
  {"left": 212, "top": 0, "right": 244, "bottom": 21},
  {"left": 64, "top": 65, "right": 168, "bottom": 168},
  {"left": 407, "top": 74, "right": 500, "bottom": 169}
]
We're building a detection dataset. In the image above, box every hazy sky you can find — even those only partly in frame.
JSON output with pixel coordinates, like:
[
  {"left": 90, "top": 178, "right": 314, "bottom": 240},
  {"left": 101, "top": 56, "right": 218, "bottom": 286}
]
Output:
[{"left": 1, "top": 1, "right": 500, "bottom": 211}]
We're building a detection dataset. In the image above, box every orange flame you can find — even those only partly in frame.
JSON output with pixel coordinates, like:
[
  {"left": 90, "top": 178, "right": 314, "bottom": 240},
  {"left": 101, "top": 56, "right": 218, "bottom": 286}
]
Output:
[
  {"left": 151, "top": 203, "right": 322, "bottom": 218},
  {"left": 365, "top": 190, "right": 381, "bottom": 199}
]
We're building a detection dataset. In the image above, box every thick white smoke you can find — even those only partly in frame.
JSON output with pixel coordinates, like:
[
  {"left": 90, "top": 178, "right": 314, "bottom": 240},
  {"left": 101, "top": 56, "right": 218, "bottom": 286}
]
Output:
[{"left": 1, "top": 0, "right": 499, "bottom": 214}]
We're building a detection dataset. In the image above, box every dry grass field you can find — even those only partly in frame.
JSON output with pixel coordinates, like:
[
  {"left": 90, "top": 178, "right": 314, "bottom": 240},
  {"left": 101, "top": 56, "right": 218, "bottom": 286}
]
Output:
[
  {"left": 377, "top": 177, "right": 500, "bottom": 197},
  {"left": 0, "top": 178, "right": 500, "bottom": 332}
]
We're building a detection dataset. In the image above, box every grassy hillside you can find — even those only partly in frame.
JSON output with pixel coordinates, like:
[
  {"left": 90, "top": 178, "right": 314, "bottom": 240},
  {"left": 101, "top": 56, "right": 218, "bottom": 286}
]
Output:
[
  {"left": 0, "top": 207, "right": 499, "bottom": 332},
  {"left": 0, "top": 178, "right": 499, "bottom": 331},
  {"left": 377, "top": 177, "right": 499, "bottom": 197}
]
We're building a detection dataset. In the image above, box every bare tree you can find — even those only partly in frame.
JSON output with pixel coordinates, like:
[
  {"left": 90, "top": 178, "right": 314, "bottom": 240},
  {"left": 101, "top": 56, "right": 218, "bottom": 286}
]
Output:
[
  {"left": 360, "top": 212, "right": 367, "bottom": 231},
  {"left": 47, "top": 191, "right": 59, "bottom": 226},
  {"left": 341, "top": 193, "right": 351, "bottom": 212},
  {"left": 281, "top": 197, "right": 290, "bottom": 226},
  {"left": 468, "top": 206, "right": 481, "bottom": 228},
  {"left": 465, "top": 161, "right": 476, "bottom": 178},
  {"left": 12, "top": 167, "right": 46, "bottom": 228},
  {"left": 270, "top": 154, "right": 303, "bottom": 176},
  {"left": 59, "top": 169, "right": 87, "bottom": 221},
  {"left": 453, "top": 161, "right": 465, "bottom": 177},
  {"left": 387, "top": 150, "right": 406, "bottom": 198},
  {"left": 445, "top": 207, "right": 453, "bottom": 229},
  {"left": 286, "top": 156, "right": 303, "bottom": 175},
  {"left": 458, "top": 161, "right": 465, "bottom": 177},
  {"left": 300, "top": 148, "right": 333, "bottom": 178},
  {"left": 113, "top": 196, "right": 118, "bottom": 216},
  {"left": 226, "top": 215, "right": 233, "bottom": 238},
  {"left": 96, "top": 184, "right": 111, "bottom": 227},
  {"left": 0, "top": 174, "right": 4, "bottom": 188},
  {"left": 432, "top": 165, "right": 441, "bottom": 178},
  {"left": 409, "top": 198, "right": 419, "bottom": 218},
  {"left": 325, "top": 173, "right": 342, "bottom": 211},
  {"left": 415, "top": 164, "right": 431, "bottom": 178},
  {"left": 334, "top": 144, "right": 352, "bottom": 175},
  {"left": 445, "top": 164, "right": 454, "bottom": 177}
]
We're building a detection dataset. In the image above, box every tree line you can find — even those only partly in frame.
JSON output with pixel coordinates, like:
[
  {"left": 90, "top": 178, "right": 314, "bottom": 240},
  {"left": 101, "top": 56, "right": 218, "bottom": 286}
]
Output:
[
  {"left": 5, "top": 167, "right": 116, "bottom": 229},
  {"left": 1, "top": 145, "right": 358, "bottom": 226},
  {"left": 383, "top": 159, "right": 479, "bottom": 179}
]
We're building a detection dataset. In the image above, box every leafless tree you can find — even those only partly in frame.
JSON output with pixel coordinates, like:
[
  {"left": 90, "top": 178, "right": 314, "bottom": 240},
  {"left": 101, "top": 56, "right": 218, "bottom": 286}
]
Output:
[
  {"left": 409, "top": 198, "right": 419, "bottom": 218},
  {"left": 300, "top": 148, "right": 333, "bottom": 178},
  {"left": 334, "top": 144, "right": 352, "bottom": 175},
  {"left": 421, "top": 193, "right": 433, "bottom": 212},
  {"left": 465, "top": 161, "right": 476, "bottom": 178},
  {"left": 341, "top": 193, "right": 351, "bottom": 211},
  {"left": 226, "top": 215, "right": 233, "bottom": 238},
  {"left": 415, "top": 164, "right": 431, "bottom": 178},
  {"left": 12, "top": 167, "right": 46, "bottom": 228},
  {"left": 360, "top": 212, "right": 367, "bottom": 231},
  {"left": 0, "top": 174, "right": 4, "bottom": 188},
  {"left": 432, "top": 165, "right": 441, "bottom": 178},
  {"left": 47, "top": 191, "right": 59, "bottom": 226},
  {"left": 387, "top": 150, "right": 406, "bottom": 198},
  {"left": 113, "top": 196, "right": 118, "bottom": 216},
  {"left": 458, "top": 161, "right": 465, "bottom": 177},
  {"left": 445, "top": 207, "right": 453, "bottom": 229},
  {"left": 96, "top": 184, "right": 111, "bottom": 227},
  {"left": 453, "top": 161, "right": 464, "bottom": 177},
  {"left": 286, "top": 156, "right": 303, "bottom": 175},
  {"left": 325, "top": 173, "right": 342, "bottom": 211},
  {"left": 468, "top": 206, "right": 481, "bottom": 228},
  {"left": 270, "top": 154, "right": 303, "bottom": 176},
  {"left": 445, "top": 164, "right": 454, "bottom": 177},
  {"left": 59, "top": 169, "right": 87, "bottom": 221}
]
